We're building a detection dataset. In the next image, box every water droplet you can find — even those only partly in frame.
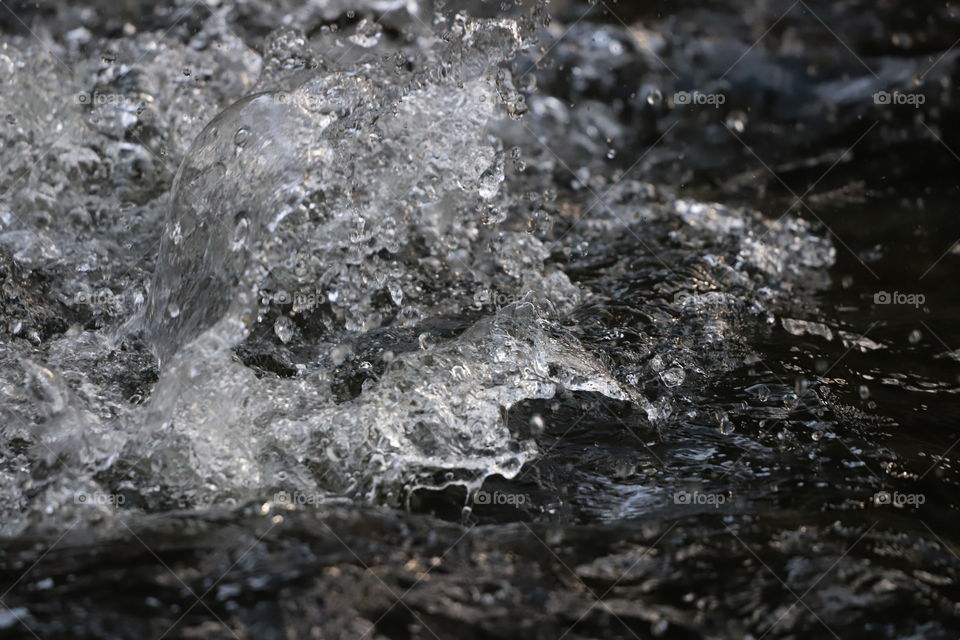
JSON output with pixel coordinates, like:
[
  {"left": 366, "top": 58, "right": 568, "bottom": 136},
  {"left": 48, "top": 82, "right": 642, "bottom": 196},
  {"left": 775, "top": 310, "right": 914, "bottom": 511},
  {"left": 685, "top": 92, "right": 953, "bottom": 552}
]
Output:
[
  {"left": 858, "top": 385, "right": 870, "bottom": 400},
  {"left": 646, "top": 89, "right": 663, "bottom": 106},
  {"left": 717, "top": 411, "right": 735, "bottom": 435},
  {"left": 274, "top": 316, "right": 294, "bottom": 344},
  {"left": 418, "top": 332, "right": 436, "bottom": 350},
  {"left": 330, "top": 343, "right": 352, "bottom": 366},
  {"left": 649, "top": 354, "right": 665, "bottom": 372},
  {"left": 232, "top": 213, "right": 249, "bottom": 250},
  {"left": 166, "top": 302, "right": 181, "bottom": 319},
  {"left": 233, "top": 128, "right": 250, "bottom": 147},
  {"left": 387, "top": 281, "right": 404, "bottom": 306},
  {"left": 908, "top": 329, "right": 922, "bottom": 344},
  {"left": 725, "top": 112, "right": 748, "bottom": 133},
  {"left": 477, "top": 161, "right": 504, "bottom": 200},
  {"left": 529, "top": 414, "right": 545, "bottom": 434},
  {"left": 783, "top": 392, "right": 799, "bottom": 409},
  {"left": 652, "top": 618, "right": 669, "bottom": 636}
]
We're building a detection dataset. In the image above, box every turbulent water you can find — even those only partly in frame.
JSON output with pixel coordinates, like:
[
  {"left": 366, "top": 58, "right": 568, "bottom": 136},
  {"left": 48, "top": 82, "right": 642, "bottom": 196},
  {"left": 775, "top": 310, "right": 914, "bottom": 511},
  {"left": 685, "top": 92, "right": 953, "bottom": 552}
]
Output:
[{"left": 1, "top": 0, "right": 960, "bottom": 638}]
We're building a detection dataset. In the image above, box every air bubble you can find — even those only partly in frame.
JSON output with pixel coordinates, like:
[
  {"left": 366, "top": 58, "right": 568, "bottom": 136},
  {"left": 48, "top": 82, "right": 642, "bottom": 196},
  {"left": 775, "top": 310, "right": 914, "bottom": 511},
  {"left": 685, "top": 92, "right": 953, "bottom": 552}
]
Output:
[{"left": 660, "top": 367, "right": 685, "bottom": 387}]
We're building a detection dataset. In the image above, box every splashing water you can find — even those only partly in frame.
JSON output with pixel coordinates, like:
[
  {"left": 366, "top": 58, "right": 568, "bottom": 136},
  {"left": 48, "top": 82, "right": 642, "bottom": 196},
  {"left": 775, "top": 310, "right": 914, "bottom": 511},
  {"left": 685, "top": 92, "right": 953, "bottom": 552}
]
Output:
[
  {"left": 1, "top": 13, "right": 641, "bottom": 531},
  {"left": 1, "top": 5, "right": 832, "bottom": 534}
]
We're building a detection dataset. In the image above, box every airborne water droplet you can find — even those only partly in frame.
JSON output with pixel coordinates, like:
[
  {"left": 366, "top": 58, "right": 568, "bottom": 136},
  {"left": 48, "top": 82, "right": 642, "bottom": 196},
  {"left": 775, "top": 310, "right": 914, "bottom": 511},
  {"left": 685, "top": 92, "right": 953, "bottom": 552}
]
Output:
[
  {"left": 418, "top": 332, "right": 436, "bottom": 350},
  {"left": 234, "top": 128, "right": 250, "bottom": 147},
  {"left": 232, "top": 213, "right": 250, "bottom": 251},
  {"left": 717, "top": 411, "right": 735, "bottom": 435},
  {"left": 387, "top": 282, "right": 403, "bottom": 306},
  {"left": 477, "top": 161, "right": 504, "bottom": 200},
  {"left": 725, "top": 112, "right": 748, "bottom": 133},
  {"left": 274, "top": 316, "right": 294, "bottom": 343},
  {"left": 529, "top": 414, "right": 546, "bottom": 434},
  {"left": 649, "top": 354, "right": 665, "bottom": 372}
]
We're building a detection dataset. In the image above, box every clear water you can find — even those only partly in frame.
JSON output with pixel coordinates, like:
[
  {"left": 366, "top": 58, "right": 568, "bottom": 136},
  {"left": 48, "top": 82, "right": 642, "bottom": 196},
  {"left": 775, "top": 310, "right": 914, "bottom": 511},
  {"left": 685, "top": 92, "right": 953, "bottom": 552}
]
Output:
[{"left": 1, "top": 1, "right": 959, "bottom": 638}]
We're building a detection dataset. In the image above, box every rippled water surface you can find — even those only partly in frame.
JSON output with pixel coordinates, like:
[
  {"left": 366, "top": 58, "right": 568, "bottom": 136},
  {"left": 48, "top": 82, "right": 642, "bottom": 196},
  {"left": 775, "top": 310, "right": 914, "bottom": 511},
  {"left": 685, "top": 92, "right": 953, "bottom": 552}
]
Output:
[{"left": 1, "top": 1, "right": 960, "bottom": 638}]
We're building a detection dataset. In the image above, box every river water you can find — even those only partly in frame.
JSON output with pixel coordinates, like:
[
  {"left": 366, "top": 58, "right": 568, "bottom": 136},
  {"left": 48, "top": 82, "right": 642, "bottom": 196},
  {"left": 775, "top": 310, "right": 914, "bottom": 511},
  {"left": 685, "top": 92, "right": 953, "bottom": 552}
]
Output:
[{"left": 1, "top": 1, "right": 959, "bottom": 638}]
